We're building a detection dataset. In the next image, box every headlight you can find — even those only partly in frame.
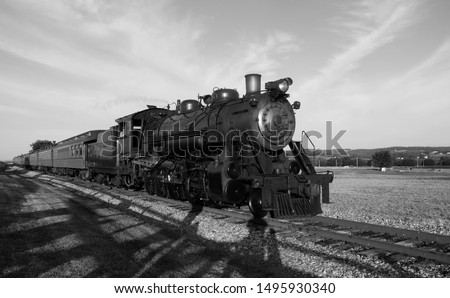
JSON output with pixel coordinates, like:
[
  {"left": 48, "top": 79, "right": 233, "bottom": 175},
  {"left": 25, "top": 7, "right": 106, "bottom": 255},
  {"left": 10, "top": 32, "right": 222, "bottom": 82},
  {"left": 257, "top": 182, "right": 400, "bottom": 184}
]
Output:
[
  {"left": 265, "top": 77, "right": 293, "bottom": 93},
  {"left": 279, "top": 80, "right": 290, "bottom": 92}
]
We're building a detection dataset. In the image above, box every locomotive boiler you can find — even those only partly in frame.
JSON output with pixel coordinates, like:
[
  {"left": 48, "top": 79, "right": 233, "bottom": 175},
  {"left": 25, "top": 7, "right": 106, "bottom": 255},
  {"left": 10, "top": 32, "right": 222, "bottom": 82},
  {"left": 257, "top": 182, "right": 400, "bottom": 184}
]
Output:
[{"left": 133, "top": 74, "right": 333, "bottom": 218}]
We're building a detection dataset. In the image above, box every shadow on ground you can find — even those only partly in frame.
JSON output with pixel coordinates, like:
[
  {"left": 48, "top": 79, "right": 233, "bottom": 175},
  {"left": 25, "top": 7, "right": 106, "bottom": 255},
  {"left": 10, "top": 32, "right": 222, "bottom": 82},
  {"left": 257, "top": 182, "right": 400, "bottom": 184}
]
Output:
[{"left": 0, "top": 167, "right": 423, "bottom": 277}]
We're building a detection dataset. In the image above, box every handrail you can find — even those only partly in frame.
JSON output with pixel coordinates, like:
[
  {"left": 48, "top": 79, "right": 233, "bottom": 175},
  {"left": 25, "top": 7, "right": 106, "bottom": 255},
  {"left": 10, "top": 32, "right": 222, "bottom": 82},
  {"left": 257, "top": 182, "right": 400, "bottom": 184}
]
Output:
[{"left": 302, "top": 131, "right": 316, "bottom": 162}]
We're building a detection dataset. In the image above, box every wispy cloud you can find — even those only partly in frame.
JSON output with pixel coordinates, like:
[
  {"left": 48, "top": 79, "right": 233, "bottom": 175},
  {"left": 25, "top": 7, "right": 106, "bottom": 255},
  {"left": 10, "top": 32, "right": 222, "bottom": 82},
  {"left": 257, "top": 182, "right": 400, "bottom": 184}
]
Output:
[
  {"left": 0, "top": 0, "right": 208, "bottom": 110},
  {"left": 0, "top": 0, "right": 212, "bottom": 158},
  {"left": 332, "top": 35, "right": 450, "bottom": 148},
  {"left": 376, "top": 38, "right": 450, "bottom": 116},
  {"left": 299, "top": 0, "right": 420, "bottom": 98},
  {"left": 201, "top": 31, "right": 301, "bottom": 90},
  {"left": 288, "top": 0, "right": 423, "bottom": 148},
  {"left": 387, "top": 38, "right": 450, "bottom": 87}
]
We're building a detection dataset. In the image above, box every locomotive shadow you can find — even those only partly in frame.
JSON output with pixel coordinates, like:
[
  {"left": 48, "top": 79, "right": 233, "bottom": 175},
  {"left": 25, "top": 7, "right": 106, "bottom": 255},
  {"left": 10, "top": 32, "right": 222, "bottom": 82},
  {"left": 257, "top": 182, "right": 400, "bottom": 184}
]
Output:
[
  {"left": 220, "top": 218, "right": 308, "bottom": 277},
  {"left": 220, "top": 218, "right": 424, "bottom": 278},
  {"left": 142, "top": 211, "right": 423, "bottom": 278},
  {"left": 127, "top": 209, "right": 317, "bottom": 277}
]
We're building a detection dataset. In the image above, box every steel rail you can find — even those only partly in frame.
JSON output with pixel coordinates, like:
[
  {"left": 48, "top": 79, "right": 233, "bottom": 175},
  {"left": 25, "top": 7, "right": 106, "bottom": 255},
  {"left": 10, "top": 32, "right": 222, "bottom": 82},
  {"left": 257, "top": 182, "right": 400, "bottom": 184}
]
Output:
[
  {"left": 298, "top": 225, "right": 450, "bottom": 265},
  {"left": 305, "top": 216, "right": 450, "bottom": 245},
  {"left": 264, "top": 219, "right": 450, "bottom": 265}
]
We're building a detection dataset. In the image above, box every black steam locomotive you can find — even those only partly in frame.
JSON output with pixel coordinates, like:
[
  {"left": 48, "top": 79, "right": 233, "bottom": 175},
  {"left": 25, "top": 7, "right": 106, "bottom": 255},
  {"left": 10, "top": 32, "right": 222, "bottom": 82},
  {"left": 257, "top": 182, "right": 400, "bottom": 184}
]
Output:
[{"left": 14, "top": 74, "right": 333, "bottom": 218}]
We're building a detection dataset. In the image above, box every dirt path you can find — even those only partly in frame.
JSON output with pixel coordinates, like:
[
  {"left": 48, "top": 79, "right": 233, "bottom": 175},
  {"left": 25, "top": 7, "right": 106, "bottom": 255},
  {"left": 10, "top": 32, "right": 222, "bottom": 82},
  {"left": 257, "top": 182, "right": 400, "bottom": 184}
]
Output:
[{"left": 0, "top": 169, "right": 216, "bottom": 277}]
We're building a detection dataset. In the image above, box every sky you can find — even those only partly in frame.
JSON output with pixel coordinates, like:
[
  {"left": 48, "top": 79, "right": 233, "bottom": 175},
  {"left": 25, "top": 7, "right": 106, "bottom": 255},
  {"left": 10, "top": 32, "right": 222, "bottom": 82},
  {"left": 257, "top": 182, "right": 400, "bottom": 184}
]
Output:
[{"left": 1, "top": 0, "right": 449, "bottom": 160}]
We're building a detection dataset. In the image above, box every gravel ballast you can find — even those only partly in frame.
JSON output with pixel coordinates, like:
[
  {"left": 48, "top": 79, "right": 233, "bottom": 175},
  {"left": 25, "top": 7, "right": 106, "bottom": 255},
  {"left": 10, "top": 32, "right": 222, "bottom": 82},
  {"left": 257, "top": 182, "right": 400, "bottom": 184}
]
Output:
[{"left": 26, "top": 169, "right": 450, "bottom": 278}]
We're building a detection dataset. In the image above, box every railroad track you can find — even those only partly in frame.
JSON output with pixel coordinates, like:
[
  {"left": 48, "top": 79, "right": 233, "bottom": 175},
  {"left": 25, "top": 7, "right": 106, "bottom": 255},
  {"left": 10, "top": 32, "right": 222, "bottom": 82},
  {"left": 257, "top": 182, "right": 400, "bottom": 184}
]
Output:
[
  {"left": 138, "top": 195, "right": 450, "bottom": 265},
  {"left": 287, "top": 218, "right": 450, "bottom": 265},
  {"left": 123, "top": 190, "right": 450, "bottom": 265},
  {"left": 29, "top": 172, "right": 450, "bottom": 266}
]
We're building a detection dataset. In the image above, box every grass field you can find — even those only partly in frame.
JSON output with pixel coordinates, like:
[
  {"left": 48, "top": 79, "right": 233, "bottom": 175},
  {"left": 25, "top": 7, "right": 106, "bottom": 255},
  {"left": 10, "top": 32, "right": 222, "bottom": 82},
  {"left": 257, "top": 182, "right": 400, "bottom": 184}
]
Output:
[{"left": 320, "top": 167, "right": 450, "bottom": 235}]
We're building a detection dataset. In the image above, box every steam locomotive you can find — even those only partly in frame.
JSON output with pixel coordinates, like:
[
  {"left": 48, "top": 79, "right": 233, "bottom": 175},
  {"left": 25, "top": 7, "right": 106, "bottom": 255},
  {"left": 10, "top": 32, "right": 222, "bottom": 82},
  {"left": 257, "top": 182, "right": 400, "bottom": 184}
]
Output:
[{"left": 14, "top": 74, "right": 333, "bottom": 218}]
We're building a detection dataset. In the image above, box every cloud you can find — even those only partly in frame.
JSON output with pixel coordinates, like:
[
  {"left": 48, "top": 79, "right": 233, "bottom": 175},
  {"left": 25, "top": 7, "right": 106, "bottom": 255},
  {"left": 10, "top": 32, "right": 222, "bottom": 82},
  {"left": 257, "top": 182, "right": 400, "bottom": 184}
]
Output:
[
  {"left": 0, "top": 0, "right": 209, "bottom": 110},
  {"left": 199, "top": 30, "right": 301, "bottom": 91},
  {"left": 0, "top": 0, "right": 217, "bottom": 160},
  {"left": 374, "top": 38, "right": 450, "bottom": 117},
  {"left": 336, "top": 38, "right": 450, "bottom": 148},
  {"left": 1, "top": 0, "right": 447, "bottom": 158},
  {"left": 1, "top": 0, "right": 302, "bottom": 106},
  {"left": 387, "top": 38, "right": 450, "bottom": 88},
  {"left": 287, "top": 0, "right": 424, "bottom": 148},
  {"left": 298, "top": 0, "right": 420, "bottom": 98}
]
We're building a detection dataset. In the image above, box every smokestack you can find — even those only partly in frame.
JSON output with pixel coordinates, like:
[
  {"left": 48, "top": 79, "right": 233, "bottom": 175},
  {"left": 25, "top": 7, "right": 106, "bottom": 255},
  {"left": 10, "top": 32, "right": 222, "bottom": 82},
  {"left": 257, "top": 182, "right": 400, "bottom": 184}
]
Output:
[{"left": 245, "top": 74, "right": 261, "bottom": 96}]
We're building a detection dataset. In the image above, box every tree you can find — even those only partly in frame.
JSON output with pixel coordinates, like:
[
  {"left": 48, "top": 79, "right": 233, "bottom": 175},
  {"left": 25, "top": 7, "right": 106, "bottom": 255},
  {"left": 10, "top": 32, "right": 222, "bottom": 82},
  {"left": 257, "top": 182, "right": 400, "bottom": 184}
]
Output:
[
  {"left": 326, "top": 157, "right": 338, "bottom": 167},
  {"left": 372, "top": 150, "right": 392, "bottom": 169},
  {"left": 423, "top": 159, "right": 435, "bottom": 166},
  {"left": 29, "top": 140, "right": 56, "bottom": 152},
  {"left": 341, "top": 156, "right": 353, "bottom": 166},
  {"left": 402, "top": 158, "right": 416, "bottom": 167}
]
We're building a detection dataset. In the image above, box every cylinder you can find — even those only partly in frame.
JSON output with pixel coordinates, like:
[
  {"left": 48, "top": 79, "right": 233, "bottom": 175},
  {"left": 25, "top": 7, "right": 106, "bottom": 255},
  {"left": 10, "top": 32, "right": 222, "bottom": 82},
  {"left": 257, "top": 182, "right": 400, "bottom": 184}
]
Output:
[{"left": 245, "top": 74, "right": 261, "bottom": 95}]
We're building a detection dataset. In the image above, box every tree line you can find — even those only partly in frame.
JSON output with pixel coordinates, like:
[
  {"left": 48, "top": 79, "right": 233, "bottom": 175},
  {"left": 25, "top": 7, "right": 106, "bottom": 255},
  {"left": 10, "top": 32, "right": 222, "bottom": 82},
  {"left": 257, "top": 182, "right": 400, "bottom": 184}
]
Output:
[
  {"left": 29, "top": 140, "right": 56, "bottom": 153},
  {"left": 369, "top": 150, "right": 450, "bottom": 168},
  {"left": 305, "top": 151, "right": 450, "bottom": 168}
]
